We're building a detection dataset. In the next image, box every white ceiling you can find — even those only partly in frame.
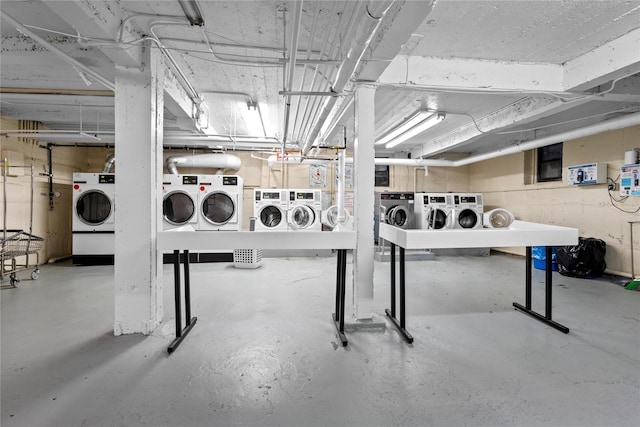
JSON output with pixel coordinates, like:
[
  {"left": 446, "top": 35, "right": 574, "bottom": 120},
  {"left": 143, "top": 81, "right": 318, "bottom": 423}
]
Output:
[{"left": 1, "top": 0, "right": 639, "bottom": 160}]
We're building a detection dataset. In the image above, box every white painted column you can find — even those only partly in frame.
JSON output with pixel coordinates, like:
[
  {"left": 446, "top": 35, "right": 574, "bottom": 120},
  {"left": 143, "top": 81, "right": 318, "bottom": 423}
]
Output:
[
  {"left": 352, "top": 83, "right": 377, "bottom": 319},
  {"left": 113, "top": 44, "right": 164, "bottom": 335}
]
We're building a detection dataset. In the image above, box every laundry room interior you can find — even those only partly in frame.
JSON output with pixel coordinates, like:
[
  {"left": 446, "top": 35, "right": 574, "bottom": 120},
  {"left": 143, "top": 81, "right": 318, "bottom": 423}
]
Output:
[{"left": 1, "top": 1, "right": 640, "bottom": 426}]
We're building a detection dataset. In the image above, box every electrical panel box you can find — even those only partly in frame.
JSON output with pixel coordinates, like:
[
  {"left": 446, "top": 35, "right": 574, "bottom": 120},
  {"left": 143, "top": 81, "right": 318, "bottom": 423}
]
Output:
[
  {"left": 620, "top": 164, "right": 640, "bottom": 196},
  {"left": 567, "top": 163, "right": 607, "bottom": 185}
]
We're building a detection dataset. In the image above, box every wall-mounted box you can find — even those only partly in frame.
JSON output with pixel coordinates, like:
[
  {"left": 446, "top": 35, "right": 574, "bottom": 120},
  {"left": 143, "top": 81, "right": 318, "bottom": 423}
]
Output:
[
  {"left": 620, "top": 164, "right": 640, "bottom": 196},
  {"left": 567, "top": 163, "right": 607, "bottom": 185}
]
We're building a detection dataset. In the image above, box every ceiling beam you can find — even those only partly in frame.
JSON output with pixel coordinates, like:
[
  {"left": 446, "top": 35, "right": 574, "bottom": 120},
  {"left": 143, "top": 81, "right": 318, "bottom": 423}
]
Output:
[
  {"left": 43, "top": 0, "right": 143, "bottom": 67},
  {"left": 378, "top": 56, "right": 565, "bottom": 92},
  {"left": 563, "top": 28, "right": 640, "bottom": 92}
]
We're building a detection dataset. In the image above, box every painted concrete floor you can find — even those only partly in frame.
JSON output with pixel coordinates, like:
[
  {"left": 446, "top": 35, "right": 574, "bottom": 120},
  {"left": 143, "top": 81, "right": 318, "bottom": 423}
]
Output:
[{"left": 1, "top": 253, "right": 639, "bottom": 427}]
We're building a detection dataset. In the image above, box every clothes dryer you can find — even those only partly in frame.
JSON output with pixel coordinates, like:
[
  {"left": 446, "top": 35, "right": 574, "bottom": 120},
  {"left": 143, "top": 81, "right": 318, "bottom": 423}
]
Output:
[
  {"left": 72, "top": 172, "right": 115, "bottom": 265},
  {"left": 254, "top": 189, "right": 289, "bottom": 231},
  {"left": 287, "top": 189, "right": 322, "bottom": 231},
  {"left": 414, "top": 193, "right": 453, "bottom": 230},
  {"left": 452, "top": 193, "right": 484, "bottom": 229},
  {"left": 162, "top": 174, "right": 199, "bottom": 231},
  {"left": 198, "top": 175, "right": 243, "bottom": 231},
  {"left": 378, "top": 192, "right": 415, "bottom": 229}
]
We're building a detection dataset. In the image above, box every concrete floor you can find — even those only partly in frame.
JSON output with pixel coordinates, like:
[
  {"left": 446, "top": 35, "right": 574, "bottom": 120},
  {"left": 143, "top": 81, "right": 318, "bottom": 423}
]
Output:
[{"left": 1, "top": 253, "right": 639, "bottom": 427}]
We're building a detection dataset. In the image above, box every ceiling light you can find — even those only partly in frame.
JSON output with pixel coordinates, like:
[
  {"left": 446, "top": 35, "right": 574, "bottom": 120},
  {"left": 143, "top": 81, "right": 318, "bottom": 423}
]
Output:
[
  {"left": 384, "top": 112, "right": 446, "bottom": 149},
  {"left": 178, "top": 0, "right": 205, "bottom": 26}
]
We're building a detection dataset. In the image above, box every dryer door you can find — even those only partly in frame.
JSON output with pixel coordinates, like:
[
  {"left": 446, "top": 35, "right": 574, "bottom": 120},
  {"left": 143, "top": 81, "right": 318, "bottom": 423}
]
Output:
[
  {"left": 76, "top": 190, "right": 112, "bottom": 225},
  {"left": 202, "top": 192, "right": 236, "bottom": 225},
  {"left": 289, "top": 205, "right": 316, "bottom": 230},
  {"left": 259, "top": 205, "right": 284, "bottom": 229},
  {"left": 163, "top": 191, "right": 196, "bottom": 225},
  {"left": 457, "top": 209, "right": 479, "bottom": 228},
  {"left": 386, "top": 205, "right": 410, "bottom": 228}
]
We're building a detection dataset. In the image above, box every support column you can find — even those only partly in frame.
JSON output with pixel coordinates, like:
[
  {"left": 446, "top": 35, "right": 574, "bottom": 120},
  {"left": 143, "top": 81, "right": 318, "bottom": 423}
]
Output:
[
  {"left": 352, "top": 83, "right": 377, "bottom": 319},
  {"left": 113, "top": 43, "right": 164, "bottom": 335}
]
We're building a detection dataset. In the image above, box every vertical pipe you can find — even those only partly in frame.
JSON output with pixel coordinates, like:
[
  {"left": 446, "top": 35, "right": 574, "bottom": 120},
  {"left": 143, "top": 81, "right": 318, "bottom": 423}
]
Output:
[
  {"left": 183, "top": 250, "right": 191, "bottom": 325},
  {"left": 335, "top": 250, "right": 342, "bottom": 319},
  {"left": 3, "top": 158, "right": 7, "bottom": 243},
  {"left": 525, "top": 246, "right": 532, "bottom": 309},
  {"left": 47, "top": 144, "right": 54, "bottom": 210},
  {"left": 337, "top": 149, "right": 346, "bottom": 225},
  {"left": 630, "top": 222, "right": 635, "bottom": 279},
  {"left": 173, "top": 250, "right": 182, "bottom": 337},
  {"left": 545, "top": 246, "right": 553, "bottom": 319},
  {"left": 339, "top": 250, "right": 347, "bottom": 332}
]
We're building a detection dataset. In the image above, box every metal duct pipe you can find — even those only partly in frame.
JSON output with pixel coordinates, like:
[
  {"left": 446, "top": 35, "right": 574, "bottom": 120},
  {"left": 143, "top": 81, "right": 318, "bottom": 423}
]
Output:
[
  {"left": 165, "top": 153, "right": 242, "bottom": 174},
  {"left": 301, "top": 0, "right": 394, "bottom": 154},
  {"left": 102, "top": 154, "right": 116, "bottom": 173}
]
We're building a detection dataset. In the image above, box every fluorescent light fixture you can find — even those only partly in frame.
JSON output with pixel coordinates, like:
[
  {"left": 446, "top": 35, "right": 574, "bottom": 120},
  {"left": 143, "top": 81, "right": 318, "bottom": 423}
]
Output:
[
  {"left": 240, "top": 101, "right": 267, "bottom": 137},
  {"left": 383, "top": 112, "right": 446, "bottom": 149},
  {"left": 178, "top": 0, "right": 205, "bottom": 26}
]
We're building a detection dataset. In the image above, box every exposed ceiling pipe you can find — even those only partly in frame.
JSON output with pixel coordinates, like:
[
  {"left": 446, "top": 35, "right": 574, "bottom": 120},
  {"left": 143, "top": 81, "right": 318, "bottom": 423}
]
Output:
[
  {"left": 300, "top": 0, "right": 395, "bottom": 155},
  {"left": 2, "top": 11, "right": 115, "bottom": 91},
  {"left": 164, "top": 153, "right": 242, "bottom": 175},
  {"left": 282, "top": 0, "right": 304, "bottom": 148},
  {"left": 102, "top": 153, "right": 116, "bottom": 173}
]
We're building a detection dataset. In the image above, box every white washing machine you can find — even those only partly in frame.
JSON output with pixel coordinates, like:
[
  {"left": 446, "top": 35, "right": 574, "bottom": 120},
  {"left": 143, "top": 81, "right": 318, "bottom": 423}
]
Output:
[
  {"left": 287, "top": 189, "right": 322, "bottom": 231},
  {"left": 254, "top": 189, "right": 289, "bottom": 231},
  {"left": 452, "top": 193, "right": 484, "bottom": 229},
  {"left": 162, "top": 174, "right": 199, "bottom": 231},
  {"left": 378, "top": 192, "right": 415, "bottom": 229},
  {"left": 197, "top": 175, "right": 243, "bottom": 231},
  {"left": 72, "top": 172, "right": 115, "bottom": 265},
  {"left": 414, "top": 193, "right": 453, "bottom": 230}
]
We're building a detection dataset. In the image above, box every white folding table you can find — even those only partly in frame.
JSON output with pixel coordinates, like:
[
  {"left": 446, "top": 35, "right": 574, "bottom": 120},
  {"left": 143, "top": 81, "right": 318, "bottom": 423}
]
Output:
[
  {"left": 157, "top": 231, "right": 357, "bottom": 352},
  {"left": 379, "top": 221, "right": 579, "bottom": 343}
]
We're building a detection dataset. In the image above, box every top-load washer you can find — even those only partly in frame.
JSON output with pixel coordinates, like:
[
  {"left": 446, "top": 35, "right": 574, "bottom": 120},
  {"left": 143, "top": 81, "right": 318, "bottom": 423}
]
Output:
[
  {"left": 452, "top": 193, "right": 484, "bottom": 229},
  {"left": 72, "top": 172, "right": 115, "bottom": 264},
  {"left": 162, "top": 174, "right": 199, "bottom": 231},
  {"left": 254, "top": 189, "right": 289, "bottom": 231},
  {"left": 414, "top": 193, "right": 453, "bottom": 230},
  {"left": 378, "top": 192, "right": 415, "bottom": 229},
  {"left": 287, "top": 189, "right": 322, "bottom": 231},
  {"left": 197, "top": 175, "right": 243, "bottom": 231}
]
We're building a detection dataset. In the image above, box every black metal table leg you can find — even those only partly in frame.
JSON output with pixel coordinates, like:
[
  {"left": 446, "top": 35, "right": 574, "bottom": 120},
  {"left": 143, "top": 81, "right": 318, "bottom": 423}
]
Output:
[
  {"left": 332, "top": 249, "right": 348, "bottom": 346},
  {"left": 385, "top": 245, "right": 414, "bottom": 343},
  {"left": 513, "top": 246, "right": 569, "bottom": 334},
  {"left": 168, "top": 250, "right": 198, "bottom": 354}
]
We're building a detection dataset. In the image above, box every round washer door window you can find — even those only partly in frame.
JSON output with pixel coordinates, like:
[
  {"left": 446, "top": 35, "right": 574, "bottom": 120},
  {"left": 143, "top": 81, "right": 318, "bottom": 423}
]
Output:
[
  {"left": 428, "top": 209, "right": 447, "bottom": 229},
  {"left": 76, "top": 190, "right": 112, "bottom": 225},
  {"left": 260, "top": 206, "right": 283, "bottom": 228},
  {"left": 289, "top": 205, "right": 315, "bottom": 229},
  {"left": 163, "top": 192, "right": 195, "bottom": 225},
  {"left": 202, "top": 192, "right": 235, "bottom": 225},
  {"left": 457, "top": 209, "right": 478, "bottom": 228},
  {"left": 386, "top": 205, "right": 409, "bottom": 228}
]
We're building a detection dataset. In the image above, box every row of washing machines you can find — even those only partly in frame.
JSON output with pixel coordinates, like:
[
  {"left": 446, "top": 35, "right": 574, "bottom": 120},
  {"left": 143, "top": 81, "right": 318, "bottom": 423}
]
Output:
[
  {"left": 378, "top": 192, "right": 487, "bottom": 230},
  {"left": 254, "top": 188, "right": 326, "bottom": 231}
]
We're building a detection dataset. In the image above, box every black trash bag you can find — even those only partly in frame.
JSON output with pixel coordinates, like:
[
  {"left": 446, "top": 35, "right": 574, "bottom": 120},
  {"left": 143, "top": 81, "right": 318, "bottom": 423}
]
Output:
[{"left": 556, "top": 237, "right": 607, "bottom": 278}]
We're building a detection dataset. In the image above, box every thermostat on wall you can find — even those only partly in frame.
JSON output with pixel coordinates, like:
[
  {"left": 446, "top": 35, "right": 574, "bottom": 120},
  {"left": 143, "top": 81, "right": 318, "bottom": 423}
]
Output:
[{"left": 567, "top": 163, "right": 607, "bottom": 185}]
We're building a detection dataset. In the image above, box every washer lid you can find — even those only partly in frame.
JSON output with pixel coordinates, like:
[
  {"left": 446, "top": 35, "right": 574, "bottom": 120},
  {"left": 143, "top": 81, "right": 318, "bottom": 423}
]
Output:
[
  {"left": 163, "top": 191, "right": 196, "bottom": 225},
  {"left": 289, "top": 205, "right": 316, "bottom": 229},
  {"left": 259, "top": 205, "right": 283, "bottom": 228},
  {"left": 202, "top": 192, "right": 236, "bottom": 225},
  {"left": 76, "top": 190, "right": 112, "bottom": 225},
  {"left": 386, "top": 205, "right": 410, "bottom": 228}
]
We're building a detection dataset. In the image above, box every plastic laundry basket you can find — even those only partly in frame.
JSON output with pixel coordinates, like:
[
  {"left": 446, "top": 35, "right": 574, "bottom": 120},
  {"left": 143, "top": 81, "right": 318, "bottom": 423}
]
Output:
[{"left": 233, "top": 249, "right": 263, "bottom": 269}]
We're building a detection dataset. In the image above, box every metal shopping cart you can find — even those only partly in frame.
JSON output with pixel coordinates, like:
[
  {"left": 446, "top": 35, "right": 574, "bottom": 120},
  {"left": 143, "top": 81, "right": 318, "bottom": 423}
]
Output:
[{"left": 1, "top": 230, "right": 44, "bottom": 287}]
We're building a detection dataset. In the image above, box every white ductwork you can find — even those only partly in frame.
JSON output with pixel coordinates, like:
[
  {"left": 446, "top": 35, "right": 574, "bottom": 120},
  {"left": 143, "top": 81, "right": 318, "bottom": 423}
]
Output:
[
  {"left": 165, "top": 153, "right": 242, "bottom": 174},
  {"left": 103, "top": 154, "right": 116, "bottom": 173}
]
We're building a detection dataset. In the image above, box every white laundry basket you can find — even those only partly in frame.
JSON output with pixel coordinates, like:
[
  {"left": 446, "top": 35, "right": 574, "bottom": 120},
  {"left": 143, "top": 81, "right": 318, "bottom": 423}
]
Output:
[{"left": 233, "top": 248, "right": 263, "bottom": 269}]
